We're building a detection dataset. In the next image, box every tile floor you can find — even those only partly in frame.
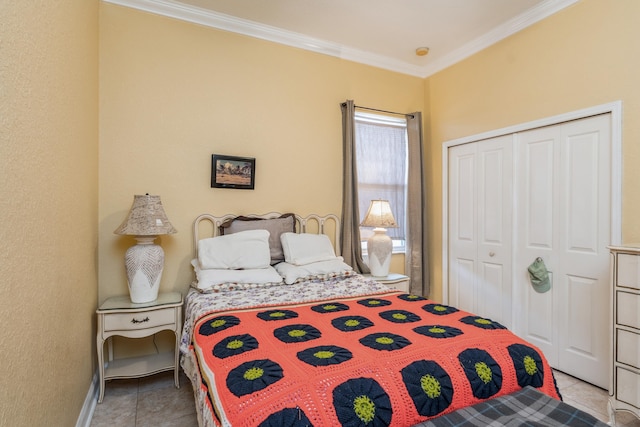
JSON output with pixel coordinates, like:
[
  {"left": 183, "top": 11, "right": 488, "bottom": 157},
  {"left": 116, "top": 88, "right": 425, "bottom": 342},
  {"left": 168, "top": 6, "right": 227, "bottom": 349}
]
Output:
[
  {"left": 91, "top": 369, "right": 640, "bottom": 427},
  {"left": 90, "top": 371, "right": 197, "bottom": 427}
]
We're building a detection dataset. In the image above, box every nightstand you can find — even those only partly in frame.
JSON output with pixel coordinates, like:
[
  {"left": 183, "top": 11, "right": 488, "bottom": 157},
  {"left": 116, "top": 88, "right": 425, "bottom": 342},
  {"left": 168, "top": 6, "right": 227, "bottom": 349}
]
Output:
[
  {"left": 365, "top": 273, "right": 410, "bottom": 292},
  {"left": 96, "top": 291, "right": 182, "bottom": 403}
]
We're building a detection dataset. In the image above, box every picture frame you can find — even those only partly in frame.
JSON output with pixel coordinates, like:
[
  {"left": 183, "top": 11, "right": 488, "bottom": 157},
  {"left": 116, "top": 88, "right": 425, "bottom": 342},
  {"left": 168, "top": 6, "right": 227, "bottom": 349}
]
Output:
[{"left": 211, "top": 154, "right": 256, "bottom": 190}]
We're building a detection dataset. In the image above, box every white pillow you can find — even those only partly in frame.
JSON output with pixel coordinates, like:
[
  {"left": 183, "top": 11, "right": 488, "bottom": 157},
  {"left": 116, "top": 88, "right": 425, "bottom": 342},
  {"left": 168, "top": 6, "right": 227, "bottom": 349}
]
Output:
[
  {"left": 280, "top": 232, "right": 338, "bottom": 266},
  {"left": 274, "top": 258, "right": 353, "bottom": 284},
  {"left": 191, "top": 259, "right": 283, "bottom": 291},
  {"left": 197, "top": 229, "right": 270, "bottom": 270}
]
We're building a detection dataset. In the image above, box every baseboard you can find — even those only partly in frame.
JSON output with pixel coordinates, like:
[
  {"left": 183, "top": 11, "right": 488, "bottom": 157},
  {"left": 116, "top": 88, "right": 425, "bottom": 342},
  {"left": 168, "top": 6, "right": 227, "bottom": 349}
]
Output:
[{"left": 75, "top": 370, "right": 98, "bottom": 427}]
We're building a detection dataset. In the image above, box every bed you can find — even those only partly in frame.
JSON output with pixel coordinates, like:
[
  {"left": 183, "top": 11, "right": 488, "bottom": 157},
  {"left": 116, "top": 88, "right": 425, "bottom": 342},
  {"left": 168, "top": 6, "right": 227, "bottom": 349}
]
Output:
[{"left": 180, "top": 212, "right": 563, "bottom": 427}]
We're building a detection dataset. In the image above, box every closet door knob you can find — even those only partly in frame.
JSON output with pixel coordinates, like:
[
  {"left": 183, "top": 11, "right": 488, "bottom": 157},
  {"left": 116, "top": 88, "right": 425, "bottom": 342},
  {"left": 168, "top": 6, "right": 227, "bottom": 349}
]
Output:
[{"left": 489, "top": 252, "right": 495, "bottom": 257}]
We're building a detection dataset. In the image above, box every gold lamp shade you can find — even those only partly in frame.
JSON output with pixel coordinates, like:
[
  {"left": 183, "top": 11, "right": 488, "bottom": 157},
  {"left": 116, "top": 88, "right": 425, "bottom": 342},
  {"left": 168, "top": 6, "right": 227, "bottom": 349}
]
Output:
[{"left": 361, "top": 200, "right": 397, "bottom": 277}]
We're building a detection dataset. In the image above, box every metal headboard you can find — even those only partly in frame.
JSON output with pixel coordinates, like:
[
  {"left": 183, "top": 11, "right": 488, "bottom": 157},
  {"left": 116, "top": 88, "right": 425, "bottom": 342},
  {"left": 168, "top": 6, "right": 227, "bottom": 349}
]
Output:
[{"left": 193, "top": 212, "right": 341, "bottom": 258}]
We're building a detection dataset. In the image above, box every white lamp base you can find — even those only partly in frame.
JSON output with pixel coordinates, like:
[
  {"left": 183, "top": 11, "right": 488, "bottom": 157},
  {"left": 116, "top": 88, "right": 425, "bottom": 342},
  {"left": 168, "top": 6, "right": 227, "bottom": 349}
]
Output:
[
  {"left": 367, "top": 227, "right": 392, "bottom": 277},
  {"left": 124, "top": 237, "right": 164, "bottom": 303}
]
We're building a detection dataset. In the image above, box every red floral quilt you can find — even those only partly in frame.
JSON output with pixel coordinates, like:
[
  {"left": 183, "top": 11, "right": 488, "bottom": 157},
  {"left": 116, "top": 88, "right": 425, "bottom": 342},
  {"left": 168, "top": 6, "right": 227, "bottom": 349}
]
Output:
[{"left": 191, "top": 290, "right": 560, "bottom": 426}]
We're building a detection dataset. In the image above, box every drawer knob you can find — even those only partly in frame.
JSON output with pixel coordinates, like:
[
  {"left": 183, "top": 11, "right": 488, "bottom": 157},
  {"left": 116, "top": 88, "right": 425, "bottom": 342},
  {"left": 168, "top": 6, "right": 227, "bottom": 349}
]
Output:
[
  {"left": 131, "top": 316, "right": 150, "bottom": 324},
  {"left": 489, "top": 252, "right": 495, "bottom": 257}
]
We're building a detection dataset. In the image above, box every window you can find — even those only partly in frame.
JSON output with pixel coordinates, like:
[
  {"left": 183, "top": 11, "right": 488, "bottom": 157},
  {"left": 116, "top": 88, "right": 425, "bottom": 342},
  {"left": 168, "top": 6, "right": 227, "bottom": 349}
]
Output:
[{"left": 355, "top": 111, "right": 407, "bottom": 253}]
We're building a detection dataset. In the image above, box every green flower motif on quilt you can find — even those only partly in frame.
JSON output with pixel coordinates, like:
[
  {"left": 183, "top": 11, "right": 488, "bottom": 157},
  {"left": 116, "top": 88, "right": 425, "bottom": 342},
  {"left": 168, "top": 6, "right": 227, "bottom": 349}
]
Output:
[
  {"left": 311, "top": 302, "right": 350, "bottom": 313},
  {"left": 331, "top": 315, "right": 374, "bottom": 332},
  {"left": 357, "top": 298, "right": 392, "bottom": 308},
  {"left": 413, "top": 325, "right": 464, "bottom": 339},
  {"left": 380, "top": 309, "right": 421, "bottom": 324},
  {"left": 244, "top": 367, "right": 264, "bottom": 381},
  {"left": 524, "top": 355, "right": 538, "bottom": 375},
  {"left": 297, "top": 345, "right": 352, "bottom": 367},
  {"left": 333, "top": 377, "right": 392, "bottom": 427},
  {"left": 226, "top": 339, "right": 244, "bottom": 349},
  {"left": 422, "top": 303, "right": 459, "bottom": 316},
  {"left": 507, "top": 343, "right": 545, "bottom": 388},
  {"left": 421, "top": 374, "right": 441, "bottom": 399},
  {"left": 360, "top": 332, "right": 411, "bottom": 351},
  {"left": 376, "top": 336, "right": 394, "bottom": 345},
  {"left": 257, "top": 309, "right": 299, "bottom": 321},
  {"left": 458, "top": 348, "right": 503, "bottom": 399},
  {"left": 226, "top": 359, "right": 283, "bottom": 397},
  {"left": 401, "top": 360, "right": 453, "bottom": 417},
  {"left": 353, "top": 395, "right": 376, "bottom": 423},
  {"left": 398, "top": 294, "right": 427, "bottom": 302},
  {"left": 274, "top": 324, "right": 321, "bottom": 343},
  {"left": 475, "top": 362, "right": 493, "bottom": 384},
  {"left": 459, "top": 315, "right": 506, "bottom": 330},
  {"left": 198, "top": 315, "right": 240, "bottom": 336},
  {"left": 213, "top": 334, "right": 258, "bottom": 359}
]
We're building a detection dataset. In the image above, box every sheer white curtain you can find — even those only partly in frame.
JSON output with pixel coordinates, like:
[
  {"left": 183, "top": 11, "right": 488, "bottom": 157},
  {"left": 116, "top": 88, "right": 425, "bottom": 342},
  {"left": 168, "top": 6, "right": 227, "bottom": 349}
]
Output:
[{"left": 355, "top": 117, "right": 407, "bottom": 241}]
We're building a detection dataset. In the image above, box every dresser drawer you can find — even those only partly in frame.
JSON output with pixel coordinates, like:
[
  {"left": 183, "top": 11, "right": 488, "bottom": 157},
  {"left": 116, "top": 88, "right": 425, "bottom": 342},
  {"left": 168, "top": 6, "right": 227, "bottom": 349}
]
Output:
[
  {"left": 617, "top": 367, "right": 640, "bottom": 409},
  {"left": 618, "top": 254, "right": 640, "bottom": 290},
  {"left": 103, "top": 307, "right": 176, "bottom": 331},
  {"left": 618, "top": 291, "right": 640, "bottom": 330},
  {"left": 618, "top": 329, "right": 640, "bottom": 368}
]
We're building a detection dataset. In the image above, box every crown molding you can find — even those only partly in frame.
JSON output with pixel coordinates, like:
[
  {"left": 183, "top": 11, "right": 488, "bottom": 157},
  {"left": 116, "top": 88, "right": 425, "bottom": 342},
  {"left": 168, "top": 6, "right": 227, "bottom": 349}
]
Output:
[{"left": 103, "top": 0, "right": 579, "bottom": 78}]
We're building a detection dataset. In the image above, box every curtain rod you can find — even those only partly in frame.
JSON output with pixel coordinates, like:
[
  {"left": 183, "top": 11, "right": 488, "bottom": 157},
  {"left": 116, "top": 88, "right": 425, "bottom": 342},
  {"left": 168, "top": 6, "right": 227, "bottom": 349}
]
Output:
[{"left": 350, "top": 104, "right": 415, "bottom": 119}]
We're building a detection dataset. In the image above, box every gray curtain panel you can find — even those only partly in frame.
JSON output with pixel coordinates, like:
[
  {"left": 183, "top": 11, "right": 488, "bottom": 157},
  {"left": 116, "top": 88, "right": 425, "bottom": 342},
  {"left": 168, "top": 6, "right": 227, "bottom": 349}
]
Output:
[
  {"left": 405, "top": 112, "right": 430, "bottom": 296},
  {"left": 340, "top": 100, "right": 371, "bottom": 274}
]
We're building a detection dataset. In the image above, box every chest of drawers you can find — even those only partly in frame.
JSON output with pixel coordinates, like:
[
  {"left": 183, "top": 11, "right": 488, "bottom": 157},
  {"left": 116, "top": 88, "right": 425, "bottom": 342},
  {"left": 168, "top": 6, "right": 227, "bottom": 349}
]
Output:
[{"left": 609, "top": 246, "right": 640, "bottom": 425}]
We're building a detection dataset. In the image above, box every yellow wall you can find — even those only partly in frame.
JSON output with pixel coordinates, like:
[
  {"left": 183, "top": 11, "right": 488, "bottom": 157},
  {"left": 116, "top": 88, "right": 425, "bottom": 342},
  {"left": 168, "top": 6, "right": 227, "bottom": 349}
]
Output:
[
  {"left": 5, "top": 1, "right": 637, "bottom": 421},
  {"left": 426, "top": 0, "right": 640, "bottom": 302},
  {"left": 0, "top": 1, "right": 99, "bottom": 426},
  {"left": 98, "top": 4, "right": 424, "bottom": 304}
]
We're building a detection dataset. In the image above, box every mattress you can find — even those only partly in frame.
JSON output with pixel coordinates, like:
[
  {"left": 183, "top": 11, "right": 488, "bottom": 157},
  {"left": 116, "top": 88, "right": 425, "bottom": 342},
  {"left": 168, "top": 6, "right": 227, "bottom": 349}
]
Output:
[{"left": 180, "top": 275, "right": 560, "bottom": 427}]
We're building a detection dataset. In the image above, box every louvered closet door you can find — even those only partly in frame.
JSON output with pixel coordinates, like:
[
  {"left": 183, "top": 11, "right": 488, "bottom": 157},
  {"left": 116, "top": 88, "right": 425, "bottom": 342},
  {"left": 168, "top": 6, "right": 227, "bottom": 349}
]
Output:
[
  {"left": 448, "top": 135, "right": 513, "bottom": 328},
  {"left": 514, "top": 114, "right": 611, "bottom": 388}
]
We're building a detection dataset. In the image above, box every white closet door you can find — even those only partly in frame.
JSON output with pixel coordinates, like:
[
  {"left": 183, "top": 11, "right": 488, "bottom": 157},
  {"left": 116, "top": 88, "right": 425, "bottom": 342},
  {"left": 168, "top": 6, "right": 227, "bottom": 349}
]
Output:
[
  {"left": 513, "top": 125, "right": 558, "bottom": 363},
  {"left": 514, "top": 114, "right": 611, "bottom": 388},
  {"left": 448, "top": 136, "right": 513, "bottom": 327},
  {"left": 448, "top": 143, "right": 478, "bottom": 315}
]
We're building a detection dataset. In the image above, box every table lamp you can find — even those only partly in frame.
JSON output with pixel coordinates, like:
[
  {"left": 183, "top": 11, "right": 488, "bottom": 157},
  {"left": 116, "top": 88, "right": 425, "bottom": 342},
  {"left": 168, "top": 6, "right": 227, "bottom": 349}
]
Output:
[
  {"left": 360, "top": 199, "right": 398, "bottom": 277},
  {"left": 114, "top": 194, "right": 177, "bottom": 303}
]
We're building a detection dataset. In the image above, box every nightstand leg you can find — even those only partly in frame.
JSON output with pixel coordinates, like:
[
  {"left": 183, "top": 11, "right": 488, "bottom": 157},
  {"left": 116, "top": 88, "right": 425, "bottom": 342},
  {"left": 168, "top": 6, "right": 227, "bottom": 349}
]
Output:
[
  {"left": 97, "top": 336, "right": 105, "bottom": 403},
  {"left": 173, "top": 332, "right": 180, "bottom": 388}
]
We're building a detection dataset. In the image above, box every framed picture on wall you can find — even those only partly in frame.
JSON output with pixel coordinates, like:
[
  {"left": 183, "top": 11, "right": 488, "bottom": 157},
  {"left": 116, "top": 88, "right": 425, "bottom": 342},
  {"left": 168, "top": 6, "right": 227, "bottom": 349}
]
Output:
[{"left": 211, "top": 154, "right": 256, "bottom": 190}]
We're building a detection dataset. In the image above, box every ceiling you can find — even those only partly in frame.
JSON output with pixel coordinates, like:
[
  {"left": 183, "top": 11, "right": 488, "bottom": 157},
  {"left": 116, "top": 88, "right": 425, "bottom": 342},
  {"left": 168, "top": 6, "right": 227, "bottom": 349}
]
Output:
[{"left": 107, "top": 0, "right": 578, "bottom": 77}]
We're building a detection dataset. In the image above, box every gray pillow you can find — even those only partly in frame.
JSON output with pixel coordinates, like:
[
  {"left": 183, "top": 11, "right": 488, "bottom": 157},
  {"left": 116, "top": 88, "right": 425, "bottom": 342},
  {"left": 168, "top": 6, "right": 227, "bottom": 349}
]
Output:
[{"left": 220, "top": 214, "right": 296, "bottom": 265}]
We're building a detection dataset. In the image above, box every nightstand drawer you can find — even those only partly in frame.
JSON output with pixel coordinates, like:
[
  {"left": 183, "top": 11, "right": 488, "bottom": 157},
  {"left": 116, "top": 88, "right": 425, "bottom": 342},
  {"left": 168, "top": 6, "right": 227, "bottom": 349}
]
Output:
[
  {"left": 618, "top": 329, "right": 640, "bottom": 368},
  {"left": 618, "top": 291, "right": 640, "bottom": 330},
  {"left": 103, "top": 307, "right": 176, "bottom": 331}
]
